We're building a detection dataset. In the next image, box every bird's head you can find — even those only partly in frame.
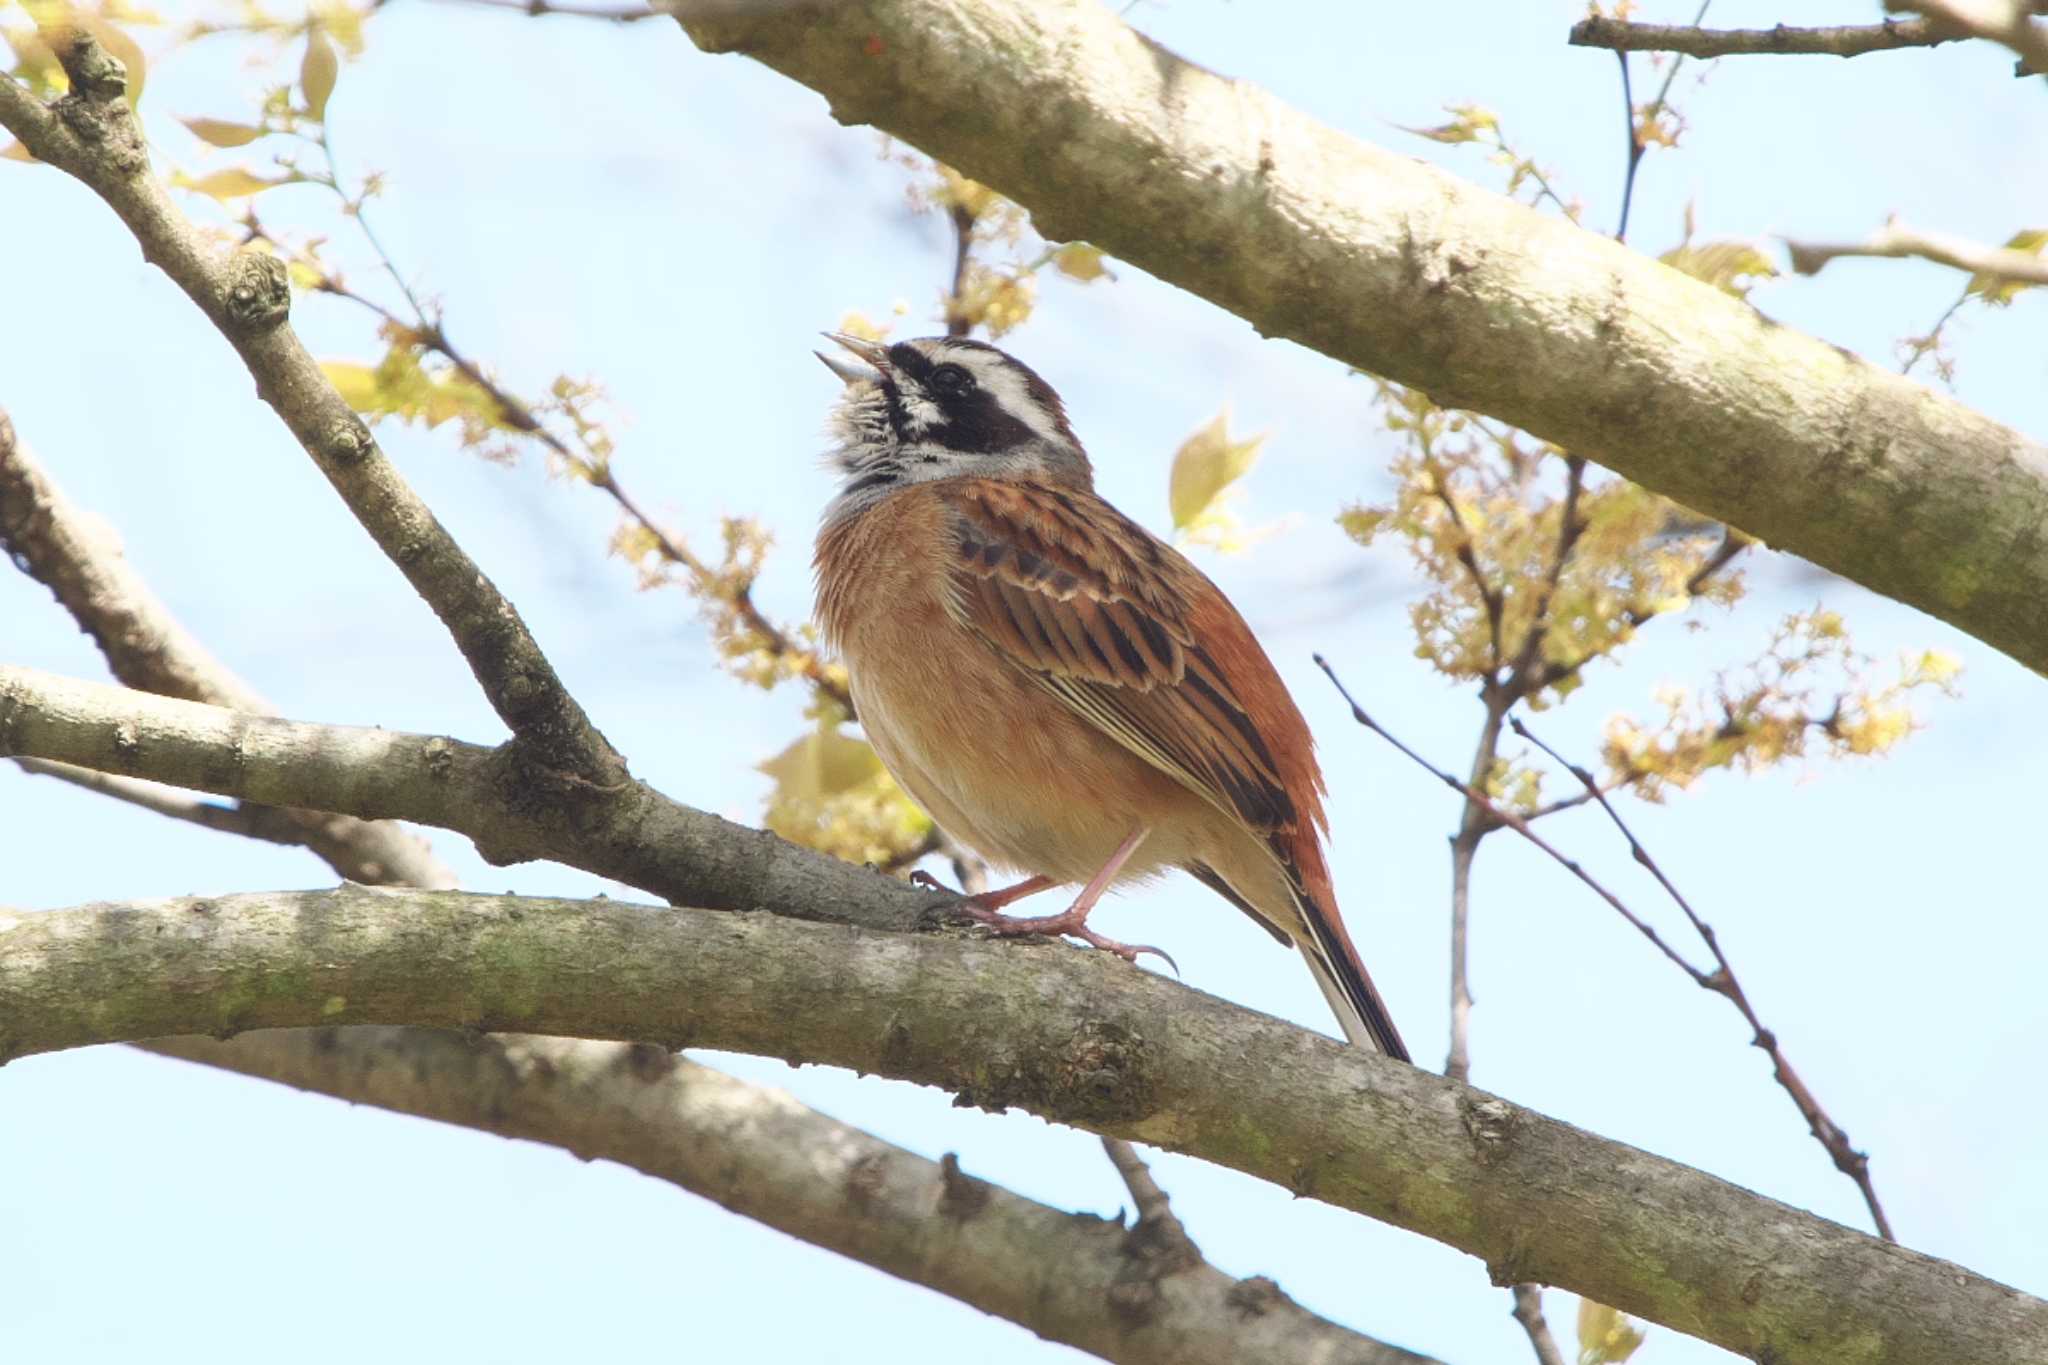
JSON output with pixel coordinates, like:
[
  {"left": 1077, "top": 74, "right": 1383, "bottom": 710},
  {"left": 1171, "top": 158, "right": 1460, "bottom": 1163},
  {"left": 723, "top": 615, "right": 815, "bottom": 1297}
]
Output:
[{"left": 818, "top": 334, "right": 1091, "bottom": 516}]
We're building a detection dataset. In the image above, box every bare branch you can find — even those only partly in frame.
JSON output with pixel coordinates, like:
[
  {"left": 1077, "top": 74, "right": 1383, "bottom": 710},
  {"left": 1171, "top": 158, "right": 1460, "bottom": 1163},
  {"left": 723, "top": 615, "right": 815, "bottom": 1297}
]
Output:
[
  {"left": 0, "top": 663, "right": 931, "bottom": 929},
  {"left": 1785, "top": 220, "right": 2048, "bottom": 286},
  {"left": 0, "top": 35, "right": 619, "bottom": 778},
  {"left": 4, "top": 884, "right": 2041, "bottom": 1365},
  {"left": 660, "top": 0, "right": 2048, "bottom": 681},
  {"left": 0, "top": 407, "right": 453, "bottom": 887},
  {"left": 1885, "top": 0, "right": 2048, "bottom": 73},
  {"left": 1507, "top": 716, "right": 1896, "bottom": 1243},
  {"left": 151, "top": 1031, "right": 1435, "bottom": 1365},
  {"left": 1570, "top": 15, "right": 1958, "bottom": 58}
]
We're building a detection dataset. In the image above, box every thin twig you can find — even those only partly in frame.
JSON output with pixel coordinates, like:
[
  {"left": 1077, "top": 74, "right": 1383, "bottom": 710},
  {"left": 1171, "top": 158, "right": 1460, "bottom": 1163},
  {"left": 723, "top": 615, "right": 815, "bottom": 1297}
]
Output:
[
  {"left": 1510, "top": 1285, "right": 1568, "bottom": 1365},
  {"left": 1507, "top": 716, "right": 1896, "bottom": 1242},
  {"left": 1612, "top": 0, "right": 1711, "bottom": 244},
  {"left": 1524, "top": 529, "right": 1748, "bottom": 696},
  {"left": 943, "top": 202, "right": 978, "bottom": 338},
  {"left": 1313, "top": 658, "right": 1715, "bottom": 986},
  {"left": 1571, "top": 15, "right": 1956, "bottom": 59}
]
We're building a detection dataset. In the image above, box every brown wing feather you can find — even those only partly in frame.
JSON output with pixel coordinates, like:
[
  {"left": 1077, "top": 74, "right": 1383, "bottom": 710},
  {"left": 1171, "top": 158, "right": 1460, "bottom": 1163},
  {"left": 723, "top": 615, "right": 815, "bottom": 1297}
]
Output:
[
  {"left": 940, "top": 477, "right": 1314, "bottom": 843},
  {"left": 940, "top": 478, "right": 1410, "bottom": 1062}
]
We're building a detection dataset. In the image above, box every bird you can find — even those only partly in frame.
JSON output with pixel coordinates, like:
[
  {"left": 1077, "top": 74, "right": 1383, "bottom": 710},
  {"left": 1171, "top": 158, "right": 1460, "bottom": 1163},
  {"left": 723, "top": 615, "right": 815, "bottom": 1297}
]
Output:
[{"left": 811, "top": 332, "right": 1408, "bottom": 1062}]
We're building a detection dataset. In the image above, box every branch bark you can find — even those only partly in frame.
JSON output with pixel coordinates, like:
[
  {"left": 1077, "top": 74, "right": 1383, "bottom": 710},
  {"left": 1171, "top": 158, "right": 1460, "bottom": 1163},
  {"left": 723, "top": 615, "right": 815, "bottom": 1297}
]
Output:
[
  {"left": 0, "top": 662, "right": 939, "bottom": 930},
  {"left": 1568, "top": 16, "right": 1958, "bottom": 58},
  {"left": 660, "top": 0, "right": 2048, "bottom": 680},
  {"left": 150, "top": 1029, "right": 1434, "bottom": 1365},
  {"left": 4, "top": 885, "right": 2043, "bottom": 1365}
]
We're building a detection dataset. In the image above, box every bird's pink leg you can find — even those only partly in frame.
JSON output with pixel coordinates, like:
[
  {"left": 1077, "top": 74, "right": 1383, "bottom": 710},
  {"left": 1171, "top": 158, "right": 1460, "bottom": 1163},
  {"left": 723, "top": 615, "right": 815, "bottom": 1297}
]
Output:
[
  {"left": 909, "top": 871, "right": 1055, "bottom": 913},
  {"left": 953, "top": 827, "right": 1175, "bottom": 969}
]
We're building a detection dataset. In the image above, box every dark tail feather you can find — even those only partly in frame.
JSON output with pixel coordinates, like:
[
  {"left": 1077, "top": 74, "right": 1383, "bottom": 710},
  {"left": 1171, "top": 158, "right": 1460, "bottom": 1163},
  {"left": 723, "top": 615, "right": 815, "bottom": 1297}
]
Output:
[{"left": 1295, "top": 888, "right": 1410, "bottom": 1062}]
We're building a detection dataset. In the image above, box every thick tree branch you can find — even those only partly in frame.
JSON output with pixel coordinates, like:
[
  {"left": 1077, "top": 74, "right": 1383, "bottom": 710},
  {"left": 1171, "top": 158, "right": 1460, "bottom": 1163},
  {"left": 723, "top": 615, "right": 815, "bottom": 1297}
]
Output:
[
  {"left": 4, "top": 886, "right": 2043, "bottom": 1365},
  {"left": 660, "top": 0, "right": 2048, "bottom": 680},
  {"left": 0, "top": 663, "right": 939, "bottom": 929},
  {"left": 0, "top": 39, "right": 618, "bottom": 777},
  {"left": 1785, "top": 220, "right": 2048, "bottom": 286},
  {"left": 0, "top": 407, "right": 454, "bottom": 887},
  {"left": 1569, "top": 16, "right": 1957, "bottom": 58},
  {"left": 150, "top": 1030, "right": 1433, "bottom": 1365}
]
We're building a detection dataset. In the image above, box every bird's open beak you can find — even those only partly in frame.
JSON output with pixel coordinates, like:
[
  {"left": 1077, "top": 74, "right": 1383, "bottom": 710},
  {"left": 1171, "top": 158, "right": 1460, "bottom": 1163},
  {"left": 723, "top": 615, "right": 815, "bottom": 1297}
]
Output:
[{"left": 816, "top": 332, "right": 891, "bottom": 387}]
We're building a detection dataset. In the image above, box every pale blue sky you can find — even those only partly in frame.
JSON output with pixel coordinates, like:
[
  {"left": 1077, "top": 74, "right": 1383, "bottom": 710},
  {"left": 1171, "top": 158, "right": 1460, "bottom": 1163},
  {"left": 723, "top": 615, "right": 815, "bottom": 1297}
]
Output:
[{"left": 3, "top": 2, "right": 2043, "bottom": 1361}]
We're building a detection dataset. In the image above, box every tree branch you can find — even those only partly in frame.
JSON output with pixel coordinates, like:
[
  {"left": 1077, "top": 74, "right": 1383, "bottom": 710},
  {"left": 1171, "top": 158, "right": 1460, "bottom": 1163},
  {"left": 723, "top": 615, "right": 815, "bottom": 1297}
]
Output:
[
  {"left": 4, "top": 885, "right": 2043, "bottom": 1365},
  {"left": 149, "top": 1029, "right": 1434, "bottom": 1365},
  {"left": 0, "top": 406, "right": 454, "bottom": 888},
  {"left": 1785, "top": 220, "right": 2048, "bottom": 286},
  {"left": 659, "top": 0, "right": 2048, "bottom": 681},
  {"left": 0, "top": 663, "right": 937, "bottom": 930},
  {"left": 1569, "top": 16, "right": 1958, "bottom": 58},
  {"left": 0, "top": 37, "right": 618, "bottom": 777}
]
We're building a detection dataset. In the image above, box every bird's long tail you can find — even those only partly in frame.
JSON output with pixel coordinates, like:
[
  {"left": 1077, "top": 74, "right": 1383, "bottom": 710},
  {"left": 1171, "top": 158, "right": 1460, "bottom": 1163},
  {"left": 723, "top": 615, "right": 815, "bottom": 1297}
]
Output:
[{"left": 1292, "top": 877, "right": 1409, "bottom": 1061}]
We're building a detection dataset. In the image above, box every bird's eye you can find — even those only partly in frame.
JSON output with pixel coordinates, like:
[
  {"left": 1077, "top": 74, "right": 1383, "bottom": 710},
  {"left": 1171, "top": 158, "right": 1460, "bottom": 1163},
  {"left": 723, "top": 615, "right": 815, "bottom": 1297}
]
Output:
[{"left": 929, "top": 363, "right": 974, "bottom": 396}]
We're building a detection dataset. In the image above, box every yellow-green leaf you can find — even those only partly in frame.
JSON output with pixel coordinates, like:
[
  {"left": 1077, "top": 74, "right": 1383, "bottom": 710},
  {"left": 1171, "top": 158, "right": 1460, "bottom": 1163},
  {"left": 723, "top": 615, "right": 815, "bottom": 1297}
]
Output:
[
  {"left": 757, "top": 724, "right": 884, "bottom": 803},
  {"left": 1169, "top": 408, "right": 1266, "bottom": 530},
  {"left": 171, "top": 167, "right": 297, "bottom": 201},
  {"left": 181, "top": 117, "right": 267, "bottom": 148},
  {"left": 321, "top": 360, "right": 382, "bottom": 411},
  {"left": 1661, "top": 240, "right": 1777, "bottom": 298},
  {"left": 1965, "top": 227, "right": 2048, "bottom": 305},
  {"left": 1053, "top": 243, "right": 1109, "bottom": 282},
  {"left": 1576, "top": 1298, "right": 1646, "bottom": 1365},
  {"left": 301, "top": 27, "right": 338, "bottom": 122}
]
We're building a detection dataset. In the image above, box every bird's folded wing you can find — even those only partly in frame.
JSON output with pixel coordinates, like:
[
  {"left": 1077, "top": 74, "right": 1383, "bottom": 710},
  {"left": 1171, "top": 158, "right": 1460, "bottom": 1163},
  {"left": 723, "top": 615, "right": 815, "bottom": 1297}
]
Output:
[{"left": 939, "top": 478, "right": 1300, "bottom": 836}]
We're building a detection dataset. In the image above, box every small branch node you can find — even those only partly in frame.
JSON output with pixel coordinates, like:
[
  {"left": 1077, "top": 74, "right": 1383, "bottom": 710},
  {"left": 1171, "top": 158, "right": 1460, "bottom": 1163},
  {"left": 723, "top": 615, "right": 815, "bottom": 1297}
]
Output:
[{"left": 224, "top": 251, "right": 293, "bottom": 330}]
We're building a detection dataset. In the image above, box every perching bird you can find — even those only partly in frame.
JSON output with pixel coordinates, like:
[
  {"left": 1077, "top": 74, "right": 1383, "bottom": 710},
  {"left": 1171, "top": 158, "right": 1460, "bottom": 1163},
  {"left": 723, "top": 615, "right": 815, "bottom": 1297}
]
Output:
[{"left": 812, "top": 333, "right": 1408, "bottom": 1061}]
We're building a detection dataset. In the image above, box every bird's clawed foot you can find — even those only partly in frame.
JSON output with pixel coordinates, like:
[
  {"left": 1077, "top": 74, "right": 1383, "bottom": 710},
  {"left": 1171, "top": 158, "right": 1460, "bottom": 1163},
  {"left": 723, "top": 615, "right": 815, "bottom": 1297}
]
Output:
[
  {"left": 957, "top": 897, "right": 1181, "bottom": 973},
  {"left": 908, "top": 870, "right": 1176, "bottom": 971}
]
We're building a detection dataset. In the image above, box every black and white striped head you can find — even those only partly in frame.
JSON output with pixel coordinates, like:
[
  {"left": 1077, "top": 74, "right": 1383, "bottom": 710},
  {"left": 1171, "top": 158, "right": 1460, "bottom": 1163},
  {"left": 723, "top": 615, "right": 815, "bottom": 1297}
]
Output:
[{"left": 818, "top": 334, "right": 1091, "bottom": 518}]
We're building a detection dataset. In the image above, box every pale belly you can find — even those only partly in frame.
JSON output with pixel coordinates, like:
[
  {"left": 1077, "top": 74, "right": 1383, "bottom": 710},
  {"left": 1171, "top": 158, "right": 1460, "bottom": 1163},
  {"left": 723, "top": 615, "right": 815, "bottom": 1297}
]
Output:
[{"left": 849, "top": 627, "right": 1211, "bottom": 888}]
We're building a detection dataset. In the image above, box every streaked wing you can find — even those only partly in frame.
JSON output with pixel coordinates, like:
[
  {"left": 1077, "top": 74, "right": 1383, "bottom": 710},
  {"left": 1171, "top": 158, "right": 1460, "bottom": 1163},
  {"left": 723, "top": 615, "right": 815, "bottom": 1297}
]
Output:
[{"left": 939, "top": 478, "right": 1303, "bottom": 839}]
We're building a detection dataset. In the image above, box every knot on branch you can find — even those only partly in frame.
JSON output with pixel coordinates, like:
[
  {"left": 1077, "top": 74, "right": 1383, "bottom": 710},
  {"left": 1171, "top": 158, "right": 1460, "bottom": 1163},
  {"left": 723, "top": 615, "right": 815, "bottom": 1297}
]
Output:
[
  {"left": 51, "top": 32, "right": 145, "bottom": 170},
  {"left": 62, "top": 34, "right": 129, "bottom": 100},
  {"left": 1225, "top": 1275, "right": 1290, "bottom": 1319},
  {"left": 937, "top": 1151, "right": 993, "bottom": 1221},
  {"left": 326, "top": 416, "right": 374, "bottom": 464},
  {"left": 1460, "top": 1094, "right": 1520, "bottom": 1166},
  {"left": 223, "top": 251, "right": 292, "bottom": 331}
]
